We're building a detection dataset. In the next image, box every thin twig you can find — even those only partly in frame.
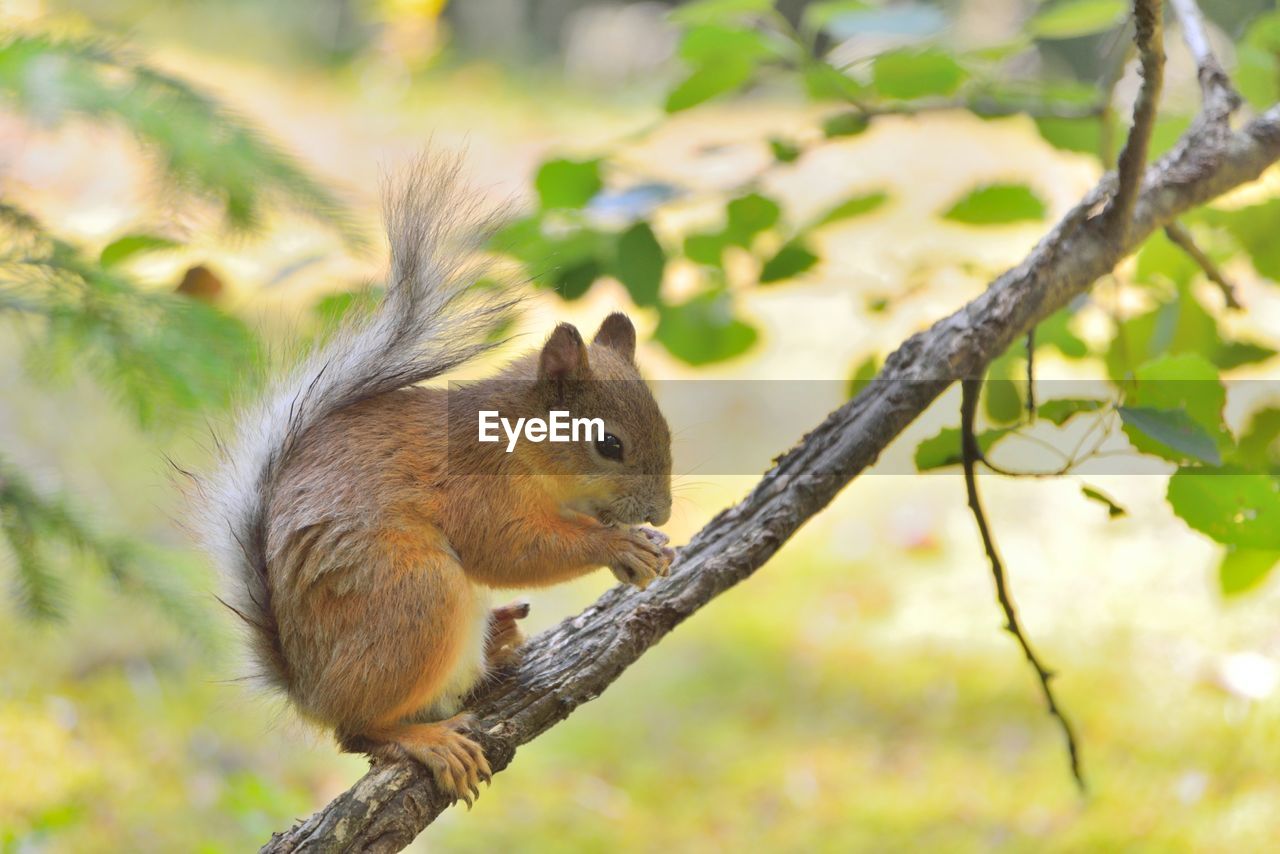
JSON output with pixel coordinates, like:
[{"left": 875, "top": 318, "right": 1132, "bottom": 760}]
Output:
[
  {"left": 1164, "top": 220, "right": 1242, "bottom": 308},
  {"left": 835, "top": 97, "right": 1105, "bottom": 121},
  {"left": 1108, "top": 0, "right": 1165, "bottom": 233},
  {"left": 978, "top": 403, "right": 1124, "bottom": 479},
  {"left": 1168, "top": 0, "right": 1242, "bottom": 120},
  {"left": 1024, "top": 329, "right": 1036, "bottom": 418},
  {"left": 961, "top": 379, "right": 1086, "bottom": 793}
]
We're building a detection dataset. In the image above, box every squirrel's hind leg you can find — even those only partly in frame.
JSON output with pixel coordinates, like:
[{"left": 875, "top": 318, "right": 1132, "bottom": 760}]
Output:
[
  {"left": 485, "top": 600, "right": 530, "bottom": 668},
  {"left": 339, "top": 715, "right": 492, "bottom": 806}
]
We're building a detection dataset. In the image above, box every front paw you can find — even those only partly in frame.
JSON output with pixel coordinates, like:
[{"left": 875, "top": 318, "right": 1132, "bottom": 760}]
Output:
[{"left": 608, "top": 526, "right": 674, "bottom": 591}]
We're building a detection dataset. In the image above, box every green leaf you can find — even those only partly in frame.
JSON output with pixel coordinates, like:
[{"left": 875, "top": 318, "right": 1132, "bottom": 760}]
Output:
[
  {"left": 665, "top": 55, "right": 755, "bottom": 112},
  {"left": 815, "top": 191, "right": 888, "bottom": 226},
  {"left": 1238, "top": 15, "right": 1280, "bottom": 109},
  {"left": 670, "top": 0, "right": 772, "bottom": 25},
  {"left": 822, "top": 111, "right": 872, "bottom": 138},
  {"left": 1106, "top": 285, "right": 1275, "bottom": 376},
  {"left": 804, "top": 0, "right": 870, "bottom": 30},
  {"left": 489, "top": 214, "right": 545, "bottom": 261},
  {"left": 1033, "top": 115, "right": 1107, "bottom": 156},
  {"left": 1035, "top": 308, "right": 1089, "bottom": 359},
  {"left": 985, "top": 378, "right": 1023, "bottom": 424},
  {"left": 679, "top": 24, "right": 774, "bottom": 63},
  {"left": 534, "top": 158, "right": 603, "bottom": 210},
  {"left": 1198, "top": 199, "right": 1280, "bottom": 281},
  {"left": 1135, "top": 229, "right": 1201, "bottom": 289},
  {"left": 313, "top": 288, "right": 382, "bottom": 327},
  {"left": 726, "top": 193, "right": 781, "bottom": 243},
  {"left": 684, "top": 231, "right": 730, "bottom": 267},
  {"left": 984, "top": 346, "right": 1025, "bottom": 425},
  {"left": 1237, "top": 43, "right": 1280, "bottom": 111},
  {"left": 682, "top": 192, "right": 780, "bottom": 268},
  {"left": 612, "top": 222, "right": 665, "bottom": 307},
  {"left": 759, "top": 240, "right": 818, "bottom": 283},
  {"left": 871, "top": 48, "right": 967, "bottom": 100},
  {"left": 966, "top": 37, "right": 1035, "bottom": 64},
  {"left": 914, "top": 426, "right": 1012, "bottom": 471},
  {"left": 1082, "top": 485, "right": 1127, "bottom": 518},
  {"left": 1119, "top": 406, "right": 1222, "bottom": 466},
  {"left": 1219, "top": 547, "right": 1280, "bottom": 596},
  {"left": 492, "top": 216, "right": 613, "bottom": 295},
  {"left": 1119, "top": 353, "right": 1230, "bottom": 462},
  {"left": 942, "top": 183, "right": 1046, "bottom": 225},
  {"left": 99, "top": 233, "right": 180, "bottom": 268},
  {"left": 1029, "top": 0, "right": 1125, "bottom": 40},
  {"left": 1168, "top": 468, "right": 1280, "bottom": 549},
  {"left": 848, "top": 354, "right": 880, "bottom": 398},
  {"left": 1216, "top": 340, "right": 1277, "bottom": 370},
  {"left": 769, "top": 137, "right": 801, "bottom": 163},
  {"left": 803, "top": 63, "right": 869, "bottom": 102},
  {"left": 552, "top": 258, "right": 603, "bottom": 301},
  {"left": 1233, "top": 407, "right": 1280, "bottom": 471},
  {"left": 655, "top": 291, "right": 758, "bottom": 365},
  {"left": 1038, "top": 398, "right": 1106, "bottom": 425},
  {"left": 1246, "top": 11, "right": 1280, "bottom": 53}
]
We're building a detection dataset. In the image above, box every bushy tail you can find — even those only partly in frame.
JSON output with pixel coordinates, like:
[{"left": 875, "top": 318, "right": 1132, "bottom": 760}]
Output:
[{"left": 192, "top": 156, "right": 517, "bottom": 690}]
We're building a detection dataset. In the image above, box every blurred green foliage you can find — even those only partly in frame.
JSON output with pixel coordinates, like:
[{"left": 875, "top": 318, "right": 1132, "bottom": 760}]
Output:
[
  {"left": 484, "top": 0, "right": 1280, "bottom": 596},
  {"left": 0, "top": 28, "right": 361, "bottom": 622},
  {"left": 0, "top": 32, "right": 366, "bottom": 245}
]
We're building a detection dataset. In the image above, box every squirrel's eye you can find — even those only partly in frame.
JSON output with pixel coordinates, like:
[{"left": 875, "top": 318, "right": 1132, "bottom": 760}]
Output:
[{"left": 595, "top": 432, "right": 624, "bottom": 462}]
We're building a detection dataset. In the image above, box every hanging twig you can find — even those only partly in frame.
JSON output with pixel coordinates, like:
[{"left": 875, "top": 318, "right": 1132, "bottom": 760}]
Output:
[
  {"left": 1164, "top": 220, "right": 1242, "bottom": 308},
  {"left": 1024, "top": 328, "right": 1037, "bottom": 418},
  {"left": 961, "top": 379, "right": 1085, "bottom": 791}
]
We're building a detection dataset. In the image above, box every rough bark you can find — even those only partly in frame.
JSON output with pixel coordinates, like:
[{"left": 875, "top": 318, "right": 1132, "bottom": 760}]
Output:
[{"left": 259, "top": 99, "right": 1280, "bottom": 853}]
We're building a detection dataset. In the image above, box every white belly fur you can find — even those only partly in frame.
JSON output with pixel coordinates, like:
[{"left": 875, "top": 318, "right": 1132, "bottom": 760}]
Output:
[{"left": 422, "top": 584, "right": 490, "bottom": 720}]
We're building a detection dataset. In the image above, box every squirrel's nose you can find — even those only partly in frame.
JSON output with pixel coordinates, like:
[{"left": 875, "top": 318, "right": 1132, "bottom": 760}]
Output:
[{"left": 646, "top": 503, "right": 671, "bottom": 526}]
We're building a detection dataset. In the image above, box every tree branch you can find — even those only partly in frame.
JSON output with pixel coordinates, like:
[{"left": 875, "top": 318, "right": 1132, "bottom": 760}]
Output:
[
  {"left": 1108, "top": 0, "right": 1165, "bottom": 233},
  {"left": 1169, "top": 0, "right": 1241, "bottom": 121},
  {"left": 960, "top": 379, "right": 1084, "bottom": 790},
  {"left": 261, "top": 98, "right": 1280, "bottom": 852},
  {"left": 1163, "top": 0, "right": 1244, "bottom": 309}
]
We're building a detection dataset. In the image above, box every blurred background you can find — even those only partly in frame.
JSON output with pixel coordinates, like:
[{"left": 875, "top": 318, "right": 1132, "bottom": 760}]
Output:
[{"left": 4, "top": 0, "right": 1280, "bottom": 850}]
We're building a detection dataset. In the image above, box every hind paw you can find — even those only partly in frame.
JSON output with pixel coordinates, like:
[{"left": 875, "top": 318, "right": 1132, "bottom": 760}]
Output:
[{"left": 398, "top": 715, "right": 492, "bottom": 807}]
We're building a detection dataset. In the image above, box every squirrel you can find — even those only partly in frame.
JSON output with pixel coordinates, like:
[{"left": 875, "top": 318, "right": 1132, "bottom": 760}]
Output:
[{"left": 193, "top": 159, "right": 674, "bottom": 806}]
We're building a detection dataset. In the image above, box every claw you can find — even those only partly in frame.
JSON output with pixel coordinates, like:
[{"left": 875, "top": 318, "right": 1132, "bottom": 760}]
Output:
[{"left": 640, "top": 527, "right": 670, "bottom": 546}]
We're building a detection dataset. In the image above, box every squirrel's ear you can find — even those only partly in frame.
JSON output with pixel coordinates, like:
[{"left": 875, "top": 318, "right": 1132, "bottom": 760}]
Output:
[
  {"left": 539, "top": 323, "right": 590, "bottom": 382},
  {"left": 592, "top": 312, "right": 636, "bottom": 361}
]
